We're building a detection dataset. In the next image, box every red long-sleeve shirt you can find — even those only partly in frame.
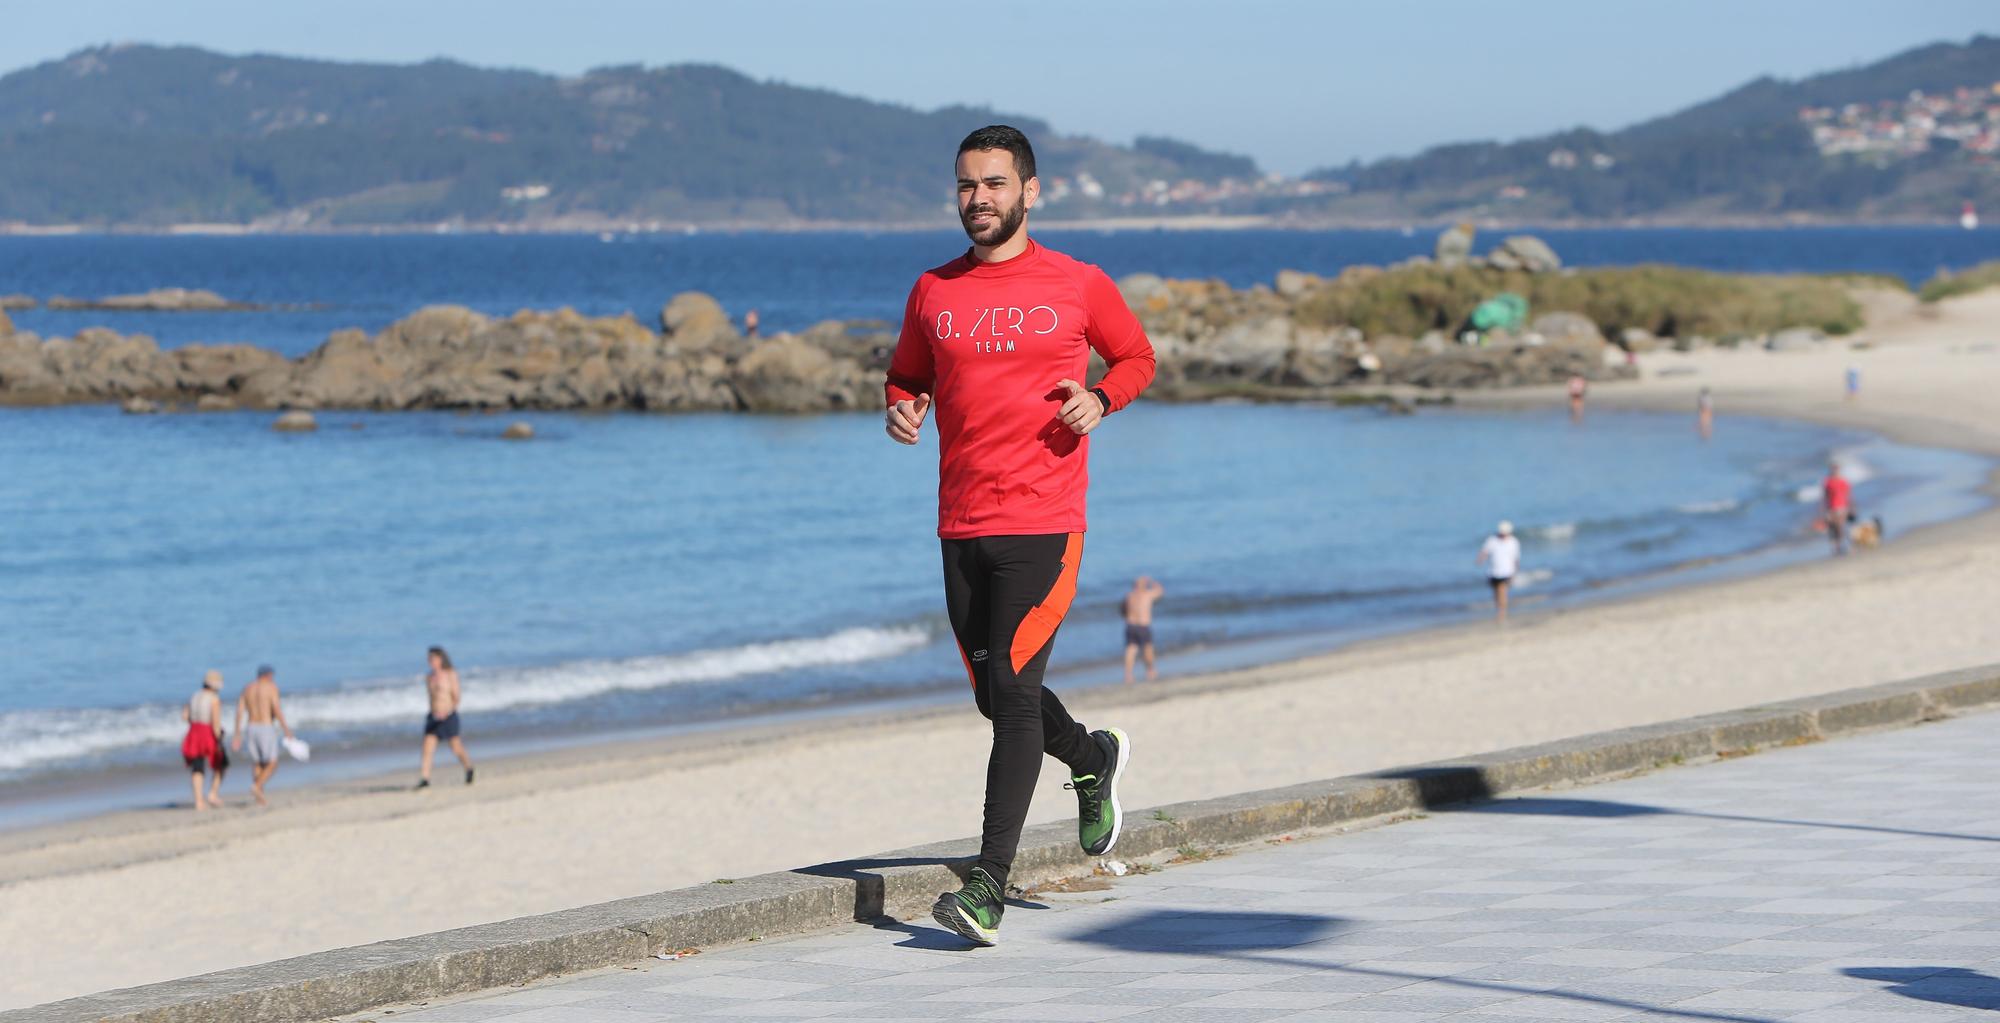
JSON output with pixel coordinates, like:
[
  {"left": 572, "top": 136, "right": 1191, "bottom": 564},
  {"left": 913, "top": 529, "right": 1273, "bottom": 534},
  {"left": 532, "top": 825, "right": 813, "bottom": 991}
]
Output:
[{"left": 886, "top": 240, "right": 1156, "bottom": 539}]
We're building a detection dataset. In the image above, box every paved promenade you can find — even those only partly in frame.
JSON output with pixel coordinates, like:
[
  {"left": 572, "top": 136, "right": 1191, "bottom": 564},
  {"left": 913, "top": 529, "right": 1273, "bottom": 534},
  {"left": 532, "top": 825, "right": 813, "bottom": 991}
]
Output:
[{"left": 365, "top": 711, "right": 2000, "bottom": 1022}]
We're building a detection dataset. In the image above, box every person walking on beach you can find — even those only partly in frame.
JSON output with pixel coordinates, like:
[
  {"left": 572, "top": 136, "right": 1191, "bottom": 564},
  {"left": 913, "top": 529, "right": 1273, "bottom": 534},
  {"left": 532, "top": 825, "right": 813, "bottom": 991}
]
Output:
[
  {"left": 1477, "top": 521, "right": 1521, "bottom": 623},
  {"left": 885, "top": 125, "right": 1155, "bottom": 946},
  {"left": 418, "top": 646, "right": 474, "bottom": 789},
  {"left": 232, "top": 665, "right": 293, "bottom": 807},
  {"left": 180, "top": 670, "right": 229, "bottom": 811},
  {"left": 1822, "top": 460, "right": 1853, "bottom": 556},
  {"left": 1697, "top": 387, "right": 1714, "bottom": 440},
  {"left": 1121, "top": 576, "right": 1164, "bottom": 685}
]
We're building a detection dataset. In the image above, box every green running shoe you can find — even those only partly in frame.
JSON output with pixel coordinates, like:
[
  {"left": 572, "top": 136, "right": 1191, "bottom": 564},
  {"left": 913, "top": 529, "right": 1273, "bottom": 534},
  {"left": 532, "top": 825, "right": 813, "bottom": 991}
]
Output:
[
  {"left": 1069, "top": 727, "right": 1130, "bottom": 856},
  {"left": 931, "top": 866, "right": 1004, "bottom": 946}
]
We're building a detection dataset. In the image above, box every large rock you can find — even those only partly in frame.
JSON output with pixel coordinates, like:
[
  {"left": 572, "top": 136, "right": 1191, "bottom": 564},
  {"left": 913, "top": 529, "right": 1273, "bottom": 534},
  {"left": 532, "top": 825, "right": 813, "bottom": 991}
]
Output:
[
  {"left": 1117, "top": 273, "right": 1172, "bottom": 315},
  {"left": 1186, "top": 316, "right": 1292, "bottom": 383},
  {"left": 1435, "top": 223, "right": 1475, "bottom": 268},
  {"left": 659, "top": 292, "right": 738, "bottom": 351},
  {"left": 0, "top": 294, "right": 34, "bottom": 311},
  {"left": 732, "top": 336, "right": 868, "bottom": 412},
  {"left": 1281, "top": 326, "right": 1364, "bottom": 387},
  {"left": 1529, "top": 312, "right": 1605, "bottom": 348},
  {"left": 1274, "top": 269, "right": 1322, "bottom": 299},
  {"left": 0, "top": 308, "right": 10, "bottom": 336},
  {"left": 1490, "top": 235, "right": 1562, "bottom": 273},
  {"left": 273, "top": 410, "right": 318, "bottom": 432}
]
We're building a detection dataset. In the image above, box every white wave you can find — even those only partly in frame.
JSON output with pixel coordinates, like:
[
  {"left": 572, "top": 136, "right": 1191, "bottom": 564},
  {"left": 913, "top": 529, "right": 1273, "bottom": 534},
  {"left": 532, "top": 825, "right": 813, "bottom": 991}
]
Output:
[
  {"left": 1676, "top": 498, "right": 1740, "bottom": 514},
  {"left": 1526, "top": 522, "right": 1576, "bottom": 541},
  {"left": 1511, "top": 568, "right": 1555, "bottom": 591},
  {"left": 0, "top": 625, "right": 930, "bottom": 774}
]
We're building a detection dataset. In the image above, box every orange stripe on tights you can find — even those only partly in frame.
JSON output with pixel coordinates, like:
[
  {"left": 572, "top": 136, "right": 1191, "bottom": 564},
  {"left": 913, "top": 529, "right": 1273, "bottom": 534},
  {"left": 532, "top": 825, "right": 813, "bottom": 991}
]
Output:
[{"left": 1010, "top": 533, "right": 1083, "bottom": 674}]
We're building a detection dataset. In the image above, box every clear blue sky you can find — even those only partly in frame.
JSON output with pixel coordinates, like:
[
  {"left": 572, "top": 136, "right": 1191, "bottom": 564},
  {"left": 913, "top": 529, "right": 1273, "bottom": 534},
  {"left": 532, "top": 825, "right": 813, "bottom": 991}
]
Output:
[{"left": 8, "top": 1, "right": 1998, "bottom": 175}]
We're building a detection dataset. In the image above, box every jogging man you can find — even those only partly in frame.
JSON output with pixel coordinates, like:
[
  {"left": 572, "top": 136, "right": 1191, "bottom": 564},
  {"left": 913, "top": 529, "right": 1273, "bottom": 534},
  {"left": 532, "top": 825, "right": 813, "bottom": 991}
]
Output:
[{"left": 885, "top": 125, "right": 1155, "bottom": 946}]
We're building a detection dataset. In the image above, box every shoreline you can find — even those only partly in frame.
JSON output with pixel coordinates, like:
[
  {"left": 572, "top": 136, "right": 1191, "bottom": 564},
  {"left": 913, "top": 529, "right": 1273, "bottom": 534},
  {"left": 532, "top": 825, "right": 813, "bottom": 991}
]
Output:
[
  {"left": 4, "top": 289, "right": 2000, "bottom": 1008},
  {"left": 0, "top": 406, "right": 1971, "bottom": 827}
]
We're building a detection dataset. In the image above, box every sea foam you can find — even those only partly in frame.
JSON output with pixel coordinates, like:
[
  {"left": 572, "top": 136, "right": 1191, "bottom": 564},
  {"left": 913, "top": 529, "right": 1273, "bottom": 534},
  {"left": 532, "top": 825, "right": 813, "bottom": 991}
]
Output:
[{"left": 0, "top": 624, "right": 929, "bottom": 775}]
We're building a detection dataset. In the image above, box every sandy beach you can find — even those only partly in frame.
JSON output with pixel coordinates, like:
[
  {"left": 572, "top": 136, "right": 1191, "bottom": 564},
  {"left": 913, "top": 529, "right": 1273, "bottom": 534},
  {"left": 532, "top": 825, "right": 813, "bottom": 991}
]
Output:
[{"left": 5, "top": 288, "right": 2000, "bottom": 1010}]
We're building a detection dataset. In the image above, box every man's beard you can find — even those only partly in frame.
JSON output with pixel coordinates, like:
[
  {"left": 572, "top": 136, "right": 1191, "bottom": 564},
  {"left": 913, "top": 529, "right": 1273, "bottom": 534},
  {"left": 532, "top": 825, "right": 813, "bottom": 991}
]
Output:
[{"left": 960, "top": 195, "right": 1026, "bottom": 247}]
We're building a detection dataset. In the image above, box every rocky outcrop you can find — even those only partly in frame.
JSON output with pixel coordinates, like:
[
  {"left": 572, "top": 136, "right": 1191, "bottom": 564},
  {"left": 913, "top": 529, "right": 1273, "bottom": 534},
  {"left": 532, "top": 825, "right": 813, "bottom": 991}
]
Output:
[
  {"left": 1435, "top": 223, "right": 1475, "bottom": 268},
  {"left": 1488, "top": 235, "right": 1562, "bottom": 273},
  {"left": 2, "top": 244, "right": 1848, "bottom": 413},
  {"left": 0, "top": 291, "right": 884, "bottom": 413},
  {"left": 0, "top": 295, "right": 35, "bottom": 311},
  {"left": 46, "top": 288, "right": 260, "bottom": 312}
]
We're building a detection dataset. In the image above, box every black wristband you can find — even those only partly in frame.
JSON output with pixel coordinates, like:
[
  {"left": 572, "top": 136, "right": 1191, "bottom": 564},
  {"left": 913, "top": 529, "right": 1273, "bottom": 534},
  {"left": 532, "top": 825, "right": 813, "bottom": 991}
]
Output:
[{"left": 1092, "top": 387, "right": 1112, "bottom": 414}]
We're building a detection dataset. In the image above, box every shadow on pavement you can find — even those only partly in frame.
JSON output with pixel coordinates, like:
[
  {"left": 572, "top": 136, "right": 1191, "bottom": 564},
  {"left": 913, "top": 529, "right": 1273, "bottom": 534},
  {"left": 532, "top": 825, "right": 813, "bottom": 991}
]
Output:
[
  {"left": 1063, "top": 908, "right": 1783, "bottom": 1023},
  {"left": 1066, "top": 909, "right": 1345, "bottom": 954},
  {"left": 1844, "top": 966, "right": 2000, "bottom": 1010},
  {"left": 1374, "top": 766, "right": 2000, "bottom": 843}
]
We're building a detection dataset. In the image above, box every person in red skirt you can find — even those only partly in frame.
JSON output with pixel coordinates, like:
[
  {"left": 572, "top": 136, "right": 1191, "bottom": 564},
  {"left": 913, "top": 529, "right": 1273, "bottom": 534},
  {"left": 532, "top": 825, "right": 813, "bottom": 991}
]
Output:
[{"left": 181, "top": 670, "right": 230, "bottom": 811}]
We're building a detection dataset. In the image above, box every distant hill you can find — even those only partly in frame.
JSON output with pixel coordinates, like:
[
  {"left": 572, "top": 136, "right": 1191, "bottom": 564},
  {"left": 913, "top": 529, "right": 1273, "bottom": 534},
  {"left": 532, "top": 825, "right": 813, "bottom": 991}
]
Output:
[
  {"left": 0, "top": 45, "right": 1266, "bottom": 228},
  {"left": 1305, "top": 36, "right": 2000, "bottom": 222}
]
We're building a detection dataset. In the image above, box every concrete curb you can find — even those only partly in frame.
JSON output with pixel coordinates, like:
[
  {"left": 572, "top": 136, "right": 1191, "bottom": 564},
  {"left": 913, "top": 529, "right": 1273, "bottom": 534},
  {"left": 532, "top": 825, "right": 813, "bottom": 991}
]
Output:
[{"left": 13, "top": 664, "right": 1998, "bottom": 1023}]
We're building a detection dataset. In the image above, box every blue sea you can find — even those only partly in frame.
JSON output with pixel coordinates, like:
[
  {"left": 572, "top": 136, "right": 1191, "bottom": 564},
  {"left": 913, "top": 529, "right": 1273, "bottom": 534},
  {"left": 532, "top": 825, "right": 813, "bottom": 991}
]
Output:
[{"left": 0, "top": 227, "right": 1995, "bottom": 817}]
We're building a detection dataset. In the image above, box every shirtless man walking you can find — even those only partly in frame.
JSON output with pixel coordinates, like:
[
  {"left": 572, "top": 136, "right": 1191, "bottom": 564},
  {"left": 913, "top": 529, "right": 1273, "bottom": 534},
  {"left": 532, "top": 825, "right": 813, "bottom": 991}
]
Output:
[
  {"left": 232, "top": 665, "right": 293, "bottom": 806},
  {"left": 418, "top": 646, "right": 474, "bottom": 789},
  {"left": 886, "top": 125, "right": 1155, "bottom": 946},
  {"left": 1121, "top": 576, "right": 1164, "bottom": 684}
]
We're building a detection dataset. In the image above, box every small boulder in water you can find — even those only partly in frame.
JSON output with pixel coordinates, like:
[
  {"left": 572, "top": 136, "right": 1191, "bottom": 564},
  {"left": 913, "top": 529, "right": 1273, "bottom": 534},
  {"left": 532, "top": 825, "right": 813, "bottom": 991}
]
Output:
[
  {"left": 273, "top": 410, "right": 318, "bottom": 432},
  {"left": 502, "top": 421, "right": 535, "bottom": 440},
  {"left": 121, "top": 396, "right": 160, "bottom": 415}
]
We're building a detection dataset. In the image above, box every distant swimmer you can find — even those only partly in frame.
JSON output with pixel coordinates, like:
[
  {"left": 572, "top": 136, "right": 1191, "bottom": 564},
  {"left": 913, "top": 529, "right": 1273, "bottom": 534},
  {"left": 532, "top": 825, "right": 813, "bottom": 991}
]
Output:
[
  {"left": 180, "top": 670, "right": 229, "bottom": 811},
  {"left": 885, "top": 125, "right": 1154, "bottom": 947},
  {"left": 1822, "top": 460, "right": 1852, "bottom": 556},
  {"left": 1121, "top": 576, "right": 1165, "bottom": 685},
  {"left": 232, "top": 665, "right": 293, "bottom": 807},
  {"left": 1477, "top": 521, "right": 1521, "bottom": 623},
  {"left": 1567, "top": 374, "right": 1587, "bottom": 421},
  {"left": 1697, "top": 387, "right": 1714, "bottom": 440},
  {"left": 417, "top": 646, "right": 474, "bottom": 789}
]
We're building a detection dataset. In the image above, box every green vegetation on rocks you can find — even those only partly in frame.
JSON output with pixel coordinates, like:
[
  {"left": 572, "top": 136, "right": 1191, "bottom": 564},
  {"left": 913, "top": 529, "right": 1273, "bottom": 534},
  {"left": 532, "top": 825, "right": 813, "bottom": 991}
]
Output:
[
  {"left": 1918, "top": 260, "right": 2000, "bottom": 302},
  {"left": 1292, "top": 264, "right": 1869, "bottom": 339}
]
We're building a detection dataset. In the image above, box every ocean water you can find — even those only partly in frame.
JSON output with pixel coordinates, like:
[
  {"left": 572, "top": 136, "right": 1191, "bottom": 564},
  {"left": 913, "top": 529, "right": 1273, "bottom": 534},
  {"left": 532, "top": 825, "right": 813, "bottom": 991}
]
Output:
[
  {"left": 0, "top": 399, "right": 1988, "bottom": 789},
  {"left": 2, "top": 226, "right": 1998, "bottom": 356}
]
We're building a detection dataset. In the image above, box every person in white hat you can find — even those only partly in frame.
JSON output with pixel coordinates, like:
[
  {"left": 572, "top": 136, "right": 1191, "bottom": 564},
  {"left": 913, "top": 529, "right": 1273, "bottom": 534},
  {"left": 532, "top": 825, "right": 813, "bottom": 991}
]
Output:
[{"left": 1477, "top": 521, "right": 1522, "bottom": 623}]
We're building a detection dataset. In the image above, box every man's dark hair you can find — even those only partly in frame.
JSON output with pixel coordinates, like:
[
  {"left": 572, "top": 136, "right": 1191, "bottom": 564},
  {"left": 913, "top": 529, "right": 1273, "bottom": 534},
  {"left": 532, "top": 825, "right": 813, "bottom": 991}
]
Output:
[{"left": 957, "top": 125, "right": 1036, "bottom": 182}]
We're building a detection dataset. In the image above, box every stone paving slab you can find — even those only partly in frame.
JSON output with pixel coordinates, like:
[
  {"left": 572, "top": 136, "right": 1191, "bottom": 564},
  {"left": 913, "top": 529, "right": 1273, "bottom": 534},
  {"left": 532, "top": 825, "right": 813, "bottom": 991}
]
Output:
[{"left": 353, "top": 711, "right": 2000, "bottom": 1022}]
